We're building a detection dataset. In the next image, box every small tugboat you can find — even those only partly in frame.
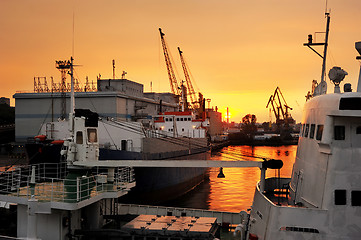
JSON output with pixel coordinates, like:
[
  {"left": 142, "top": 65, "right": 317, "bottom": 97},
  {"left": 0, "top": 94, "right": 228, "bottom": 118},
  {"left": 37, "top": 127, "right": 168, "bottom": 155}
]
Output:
[{"left": 240, "top": 12, "right": 361, "bottom": 240}]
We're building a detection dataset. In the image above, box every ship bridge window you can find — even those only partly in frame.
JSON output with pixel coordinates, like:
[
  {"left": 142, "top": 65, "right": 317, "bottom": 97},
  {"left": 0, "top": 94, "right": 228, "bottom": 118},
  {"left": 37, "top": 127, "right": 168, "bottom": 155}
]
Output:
[
  {"left": 334, "top": 126, "right": 345, "bottom": 140},
  {"left": 334, "top": 189, "right": 347, "bottom": 205},
  {"left": 351, "top": 191, "right": 361, "bottom": 206},
  {"left": 310, "top": 124, "right": 316, "bottom": 139},
  {"left": 316, "top": 125, "right": 324, "bottom": 141},
  {"left": 339, "top": 97, "right": 361, "bottom": 110},
  {"left": 76, "top": 131, "right": 83, "bottom": 144},
  {"left": 300, "top": 124, "right": 305, "bottom": 137},
  {"left": 165, "top": 118, "right": 169, "bottom": 122},
  {"left": 87, "top": 129, "right": 97, "bottom": 143},
  {"left": 304, "top": 124, "right": 310, "bottom": 138},
  {"left": 121, "top": 140, "right": 127, "bottom": 150},
  {"left": 356, "top": 126, "right": 361, "bottom": 134},
  {"left": 280, "top": 226, "right": 319, "bottom": 233}
]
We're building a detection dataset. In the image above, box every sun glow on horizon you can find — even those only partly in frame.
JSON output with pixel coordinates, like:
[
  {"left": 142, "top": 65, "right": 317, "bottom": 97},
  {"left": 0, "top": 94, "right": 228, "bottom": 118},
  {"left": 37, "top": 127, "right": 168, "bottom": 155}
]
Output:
[{"left": 1, "top": 1, "right": 361, "bottom": 124}]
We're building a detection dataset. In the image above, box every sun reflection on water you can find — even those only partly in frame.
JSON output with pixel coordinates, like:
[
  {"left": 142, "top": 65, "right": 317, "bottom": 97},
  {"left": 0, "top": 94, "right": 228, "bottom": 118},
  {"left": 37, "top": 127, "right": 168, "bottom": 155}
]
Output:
[{"left": 207, "top": 145, "right": 296, "bottom": 212}]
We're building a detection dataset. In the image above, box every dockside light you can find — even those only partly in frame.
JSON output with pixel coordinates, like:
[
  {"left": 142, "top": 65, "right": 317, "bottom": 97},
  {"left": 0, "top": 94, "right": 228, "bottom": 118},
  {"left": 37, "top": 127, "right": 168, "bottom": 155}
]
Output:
[{"left": 217, "top": 167, "right": 225, "bottom": 178}]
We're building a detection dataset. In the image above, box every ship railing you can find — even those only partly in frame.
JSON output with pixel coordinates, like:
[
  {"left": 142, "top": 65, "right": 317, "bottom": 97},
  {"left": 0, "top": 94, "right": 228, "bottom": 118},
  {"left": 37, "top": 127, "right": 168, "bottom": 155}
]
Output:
[
  {"left": 0, "top": 163, "right": 135, "bottom": 203},
  {"left": 145, "top": 129, "right": 173, "bottom": 138},
  {"left": 145, "top": 129, "right": 208, "bottom": 139},
  {"left": 263, "top": 177, "right": 291, "bottom": 193},
  {"left": 253, "top": 180, "right": 327, "bottom": 236},
  {"left": 258, "top": 177, "right": 291, "bottom": 206}
]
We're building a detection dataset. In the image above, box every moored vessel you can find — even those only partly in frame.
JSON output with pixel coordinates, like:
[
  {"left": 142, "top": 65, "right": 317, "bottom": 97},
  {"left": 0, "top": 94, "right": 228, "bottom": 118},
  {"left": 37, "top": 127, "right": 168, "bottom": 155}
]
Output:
[
  {"left": 24, "top": 75, "right": 210, "bottom": 203},
  {"left": 240, "top": 12, "right": 361, "bottom": 240}
]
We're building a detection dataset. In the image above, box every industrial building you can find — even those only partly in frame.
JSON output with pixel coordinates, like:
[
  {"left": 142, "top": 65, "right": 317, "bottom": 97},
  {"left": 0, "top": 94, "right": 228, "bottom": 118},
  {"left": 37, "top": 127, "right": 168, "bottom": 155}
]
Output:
[
  {"left": 0, "top": 97, "right": 10, "bottom": 106},
  {"left": 13, "top": 78, "right": 178, "bottom": 142},
  {"left": 206, "top": 109, "right": 223, "bottom": 138}
]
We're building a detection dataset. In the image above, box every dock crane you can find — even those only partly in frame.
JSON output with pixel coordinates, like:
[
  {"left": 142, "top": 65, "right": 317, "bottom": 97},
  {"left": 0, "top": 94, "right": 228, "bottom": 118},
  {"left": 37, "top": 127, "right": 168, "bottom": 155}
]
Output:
[
  {"left": 159, "top": 28, "right": 181, "bottom": 97},
  {"left": 178, "top": 47, "right": 202, "bottom": 110},
  {"left": 266, "top": 87, "right": 295, "bottom": 127}
]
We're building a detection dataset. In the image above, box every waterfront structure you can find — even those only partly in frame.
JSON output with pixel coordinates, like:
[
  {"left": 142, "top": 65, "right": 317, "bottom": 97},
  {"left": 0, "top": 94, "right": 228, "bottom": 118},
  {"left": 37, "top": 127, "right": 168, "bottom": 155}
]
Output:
[
  {"left": 206, "top": 109, "right": 224, "bottom": 141},
  {"left": 0, "top": 97, "right": 10, "bottom": 106},
  {"left": 13, "top": 78, "right": 178, "bottom": 142},
  {"left": 21, "top": 62, "right": 211, "bottom": 203}
]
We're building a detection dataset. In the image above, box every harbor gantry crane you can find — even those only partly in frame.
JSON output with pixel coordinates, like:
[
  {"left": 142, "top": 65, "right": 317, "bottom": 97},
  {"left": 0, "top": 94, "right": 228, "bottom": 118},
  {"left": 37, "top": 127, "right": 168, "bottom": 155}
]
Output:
[
  {"left": 266, "top": 87, "right": 295, "bottom": 127},
  {"left": 159, "top": 28, "right": 181, "bottom": 96},
  {"left": 178, "top": 47, "right": 201, "bottom": 110}
]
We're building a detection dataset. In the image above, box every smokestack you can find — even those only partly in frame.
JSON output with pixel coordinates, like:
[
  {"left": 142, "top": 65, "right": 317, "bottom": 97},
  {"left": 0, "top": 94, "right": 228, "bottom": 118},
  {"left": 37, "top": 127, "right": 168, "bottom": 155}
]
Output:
[{"left": 227, "top": 107, "right": 229, "bottom": 124}]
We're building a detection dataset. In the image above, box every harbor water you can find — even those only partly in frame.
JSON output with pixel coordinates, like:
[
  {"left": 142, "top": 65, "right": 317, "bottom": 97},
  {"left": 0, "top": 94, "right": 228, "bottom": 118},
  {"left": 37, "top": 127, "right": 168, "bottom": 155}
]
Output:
[{"left": 164, "top": 145, "right": 297, "bottom": 212}]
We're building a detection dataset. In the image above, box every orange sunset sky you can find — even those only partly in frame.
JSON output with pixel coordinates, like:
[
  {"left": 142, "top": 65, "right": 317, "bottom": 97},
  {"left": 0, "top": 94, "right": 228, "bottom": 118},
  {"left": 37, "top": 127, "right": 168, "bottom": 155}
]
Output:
[{"left": 1, "top": 0, "right": 361, "bottom": 122}]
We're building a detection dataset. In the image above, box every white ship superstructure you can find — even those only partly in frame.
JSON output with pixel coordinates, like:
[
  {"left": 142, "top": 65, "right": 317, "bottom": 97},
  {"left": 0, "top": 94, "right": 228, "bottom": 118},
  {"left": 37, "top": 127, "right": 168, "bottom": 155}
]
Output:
[
  {"left": 247, "top": 91, "right": 361, "bottom": 240},
  {"left": 242, "top": 13, "right": 361, "bottom": 240},
  {"left": 154, "top": 111, "right": 209, "bottom": 138}
]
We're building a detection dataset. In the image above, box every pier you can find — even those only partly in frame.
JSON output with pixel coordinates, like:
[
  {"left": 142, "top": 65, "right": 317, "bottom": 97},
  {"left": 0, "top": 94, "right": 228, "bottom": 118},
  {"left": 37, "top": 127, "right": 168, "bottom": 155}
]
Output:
[{"left": 115, "top": 203, "right": 247, "bottom": 225}]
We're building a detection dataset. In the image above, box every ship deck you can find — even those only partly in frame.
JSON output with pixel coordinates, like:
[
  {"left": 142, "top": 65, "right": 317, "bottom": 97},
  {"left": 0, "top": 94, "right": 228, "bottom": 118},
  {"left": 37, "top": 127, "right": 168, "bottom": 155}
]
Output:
[
  {"left": 264, "top": 189, "right": 292, "bottom": 207},
  {"left": 262, "top": 177, "right": 298, "bottom": 207},
  {"left": 0, "top": 162, "right": 135, "bottom": 205}
]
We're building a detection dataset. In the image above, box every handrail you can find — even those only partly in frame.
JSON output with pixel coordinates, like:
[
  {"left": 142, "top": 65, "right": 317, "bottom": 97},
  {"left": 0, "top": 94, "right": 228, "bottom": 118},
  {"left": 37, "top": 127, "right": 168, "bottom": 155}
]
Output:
[{"left": 0, "top": 163, "right": 135, "bottom": 203}]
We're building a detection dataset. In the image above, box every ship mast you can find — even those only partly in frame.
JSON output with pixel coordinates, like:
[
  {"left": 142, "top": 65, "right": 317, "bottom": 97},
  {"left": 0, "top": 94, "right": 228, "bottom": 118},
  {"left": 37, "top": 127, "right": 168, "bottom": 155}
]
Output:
[
  {"left": 356, "top": 42, "right": 361, "bottom": 92},
  {"left": 56, "top": 59, "right": 72, "bottom": 119},
  {"left": 70, "top": 57, "right": 75, "bottom": 117},
  {"left": 321, "top": 12, "right": 331, "bottom": 85},
  {"left": 304, "top": 12, "right": 331, "bottom": 96},
  {"left": 69, "top": 57, "right": 75, "bottom": 136}
]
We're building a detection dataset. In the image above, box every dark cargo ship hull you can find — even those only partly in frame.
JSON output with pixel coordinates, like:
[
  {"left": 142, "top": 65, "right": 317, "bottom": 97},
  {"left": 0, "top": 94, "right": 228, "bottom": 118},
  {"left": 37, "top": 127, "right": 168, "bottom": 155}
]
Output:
[{"left": 100, "top": 148, "right": 209, "bottom": 204}]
